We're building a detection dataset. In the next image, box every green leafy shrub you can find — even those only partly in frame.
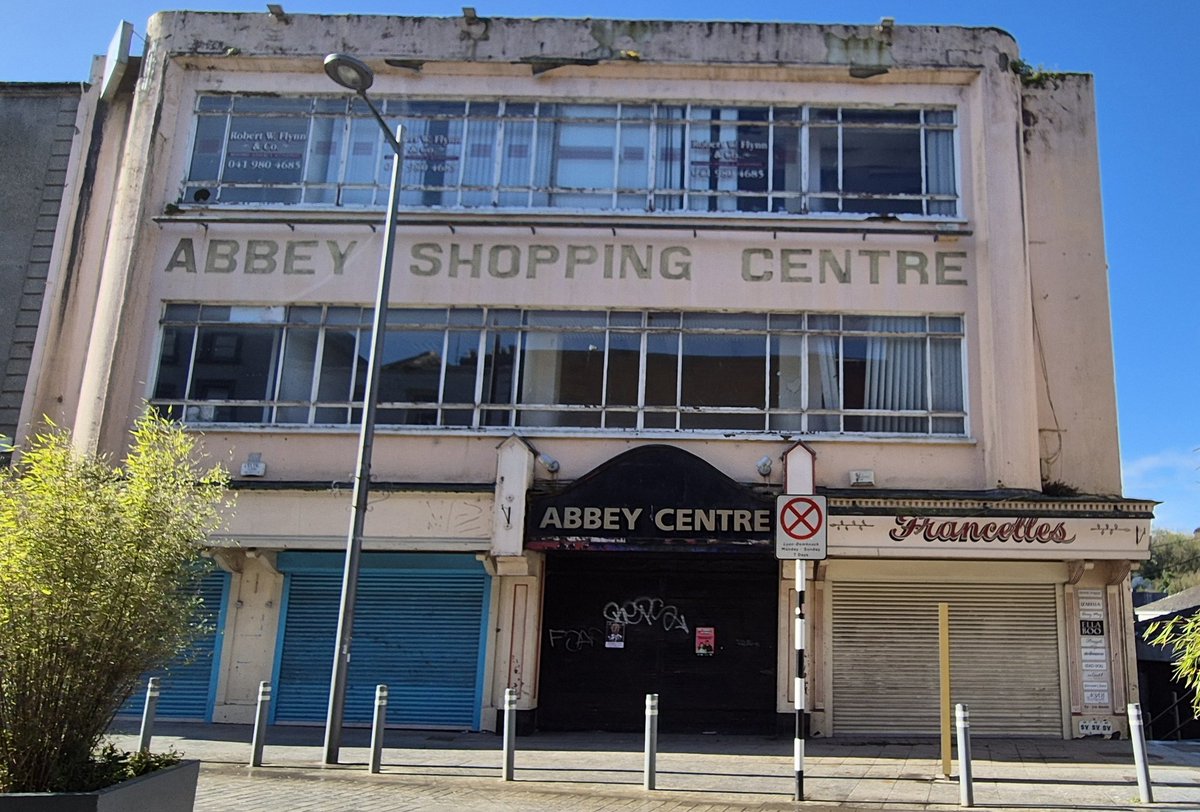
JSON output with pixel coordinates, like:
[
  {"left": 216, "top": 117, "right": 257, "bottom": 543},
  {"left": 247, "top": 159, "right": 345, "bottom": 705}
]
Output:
[{"left": 0, "top": 412, "right": 229, "bottom": 793}]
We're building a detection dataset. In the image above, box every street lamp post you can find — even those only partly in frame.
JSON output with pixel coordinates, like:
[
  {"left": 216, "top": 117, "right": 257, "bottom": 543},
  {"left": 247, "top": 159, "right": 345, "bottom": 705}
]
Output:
[{"left": 321, "top": 52, "right": 404, "bottom": 765}]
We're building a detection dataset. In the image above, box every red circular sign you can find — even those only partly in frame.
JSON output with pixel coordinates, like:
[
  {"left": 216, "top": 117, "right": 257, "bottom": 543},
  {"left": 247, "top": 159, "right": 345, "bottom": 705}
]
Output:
[{"left": 780, "top": 497, "right": 824, "bottom": 540}]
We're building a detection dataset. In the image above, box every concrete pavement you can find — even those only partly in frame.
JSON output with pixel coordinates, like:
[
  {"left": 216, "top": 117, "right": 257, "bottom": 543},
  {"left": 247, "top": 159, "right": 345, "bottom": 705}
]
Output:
[{"left": 107, "top": 721, "right": 1200, "bottom": 811}]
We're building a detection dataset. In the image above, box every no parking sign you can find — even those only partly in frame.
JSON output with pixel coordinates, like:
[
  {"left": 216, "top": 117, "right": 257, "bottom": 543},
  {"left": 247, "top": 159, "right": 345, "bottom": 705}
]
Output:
[{"left": 774, "top": 495, "right": 828, "bottom": 560}]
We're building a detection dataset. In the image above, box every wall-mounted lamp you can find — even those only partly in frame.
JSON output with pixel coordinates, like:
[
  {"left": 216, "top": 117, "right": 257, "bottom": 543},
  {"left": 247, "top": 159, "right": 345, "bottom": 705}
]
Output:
[
  {"left": 537, "top": 453, "right": 560, "bottom": 474},
  {"left": 756, "top": 455, "right": 773, "bottom": 477}
]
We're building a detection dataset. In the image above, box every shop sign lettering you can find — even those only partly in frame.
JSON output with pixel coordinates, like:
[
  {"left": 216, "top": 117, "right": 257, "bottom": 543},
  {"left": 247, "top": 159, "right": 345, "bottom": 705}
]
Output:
[
  {"left": 537, "top": 505, "right": 772, "bottom": 534},
  {"left": 164, "top": 238, "right": 358, "bottom": 275},
  {"left": 889, "top": 516, "right": 1077, "bottom": 545},
  {"left": 160, "top": 237, "right": 968, "bottom": 286}
]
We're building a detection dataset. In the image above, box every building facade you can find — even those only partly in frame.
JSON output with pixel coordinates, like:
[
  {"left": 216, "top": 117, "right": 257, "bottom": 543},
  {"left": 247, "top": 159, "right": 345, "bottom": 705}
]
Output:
[
  {"left": 24, "top": 12, "right": 1154, "bottom": 737},
  {"left": 0, "top": 82, "right": 82, "bottom": 456}
]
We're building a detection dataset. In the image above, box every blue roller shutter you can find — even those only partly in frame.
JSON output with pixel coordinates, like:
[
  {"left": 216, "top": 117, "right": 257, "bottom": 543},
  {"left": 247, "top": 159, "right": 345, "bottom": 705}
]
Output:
[
  {"left": 118, "top": 570, "right": 230, "bottom": 720},
  {"left": 272, "top": 552, "right": 490, "bottom": 730}
]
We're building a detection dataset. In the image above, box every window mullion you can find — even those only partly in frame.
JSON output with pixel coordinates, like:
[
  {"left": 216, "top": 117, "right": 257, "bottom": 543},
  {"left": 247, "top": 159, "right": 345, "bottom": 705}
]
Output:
[
  {"left": 472, "top": 324, "right": 487, "bottom": 428},
  {"left": 455, "top": 108, "right": 470, "bottom": 205},
  {"left": 510, "top": 322, "right": 524, "bottom": 428},
  {"left": 919, "top": 111, "right": 929, "bottom": 216},
  {"left": 335, "top": 105, "right": 352, "bottom": 204},
  {"left": 491, "top": 102, "right": 506, "bottom": 206},
  {"left": 646, "top": 106, "right": 658, "bottom": 211},
  {"left": 836, "top": 109, "right": 844, "bottom": 213},
  {"left": 767, "top": 107, "right": 775, "bottom": 212},
  {"left": 182, "top": 326, "right": 200, "bottom": 408},
  {"left": 612, "top": 105, "right": 622, "bottom": 209},
  {"left": 761, "top": 330, "right": 770, "bottom": 431},
  {"left": 527, "top": 105, "right": 540, "bottom": 208},
  {"left": 216, "top": 112, "right": 233, "bottom": 190},
  {"left": 682, "top": 106, "right": 692, "bottom": 211},
  {"left": 800, "top": 327, "right": 809, "bottom": 433},
  {"left": 308, "top": 319, "right": 326, "bottom": 425},
  {"left": 924, "top": 322, "right": 934, "bottom": 433},
  {"left": 674, "top": 327, "right": 683, "bottom": 430},
  {"left": 636, "top": 324, "right": 648, "bottom": 430},
  {"left": 800, "top": 106, "right": 811, "bottom": 214}
]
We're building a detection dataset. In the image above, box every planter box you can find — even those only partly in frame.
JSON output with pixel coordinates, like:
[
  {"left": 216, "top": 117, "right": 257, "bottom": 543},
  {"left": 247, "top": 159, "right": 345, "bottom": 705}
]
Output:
[{"left": 0, "top": 760, "right": 199, "bottom": 812}]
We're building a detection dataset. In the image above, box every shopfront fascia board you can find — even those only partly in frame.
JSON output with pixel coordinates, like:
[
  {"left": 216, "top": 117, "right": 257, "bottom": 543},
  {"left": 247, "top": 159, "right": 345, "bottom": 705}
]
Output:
[
  {"left": 826, "top": 514, "right": 1150, "bottom": 560},
  {"left": 212, "top": 488, "right": 493, "bottom": 549}
]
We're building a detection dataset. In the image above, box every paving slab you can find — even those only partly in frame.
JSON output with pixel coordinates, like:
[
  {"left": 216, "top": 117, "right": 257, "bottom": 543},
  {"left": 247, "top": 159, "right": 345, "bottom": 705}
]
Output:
[{"left": 104, "top": 721, "right": 1200, "bottom": 811}]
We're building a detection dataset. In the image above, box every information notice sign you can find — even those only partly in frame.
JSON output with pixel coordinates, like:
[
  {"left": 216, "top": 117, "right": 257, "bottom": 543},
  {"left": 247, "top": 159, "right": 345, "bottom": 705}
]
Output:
[{"left": 774, "top": 495, "right": 828, "bottom": 561}]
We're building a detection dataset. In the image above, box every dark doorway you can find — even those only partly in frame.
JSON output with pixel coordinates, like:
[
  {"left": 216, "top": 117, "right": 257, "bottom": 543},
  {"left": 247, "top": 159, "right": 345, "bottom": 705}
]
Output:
[{"left": 538, "top": 552, "right": 777, "bottom": 733}]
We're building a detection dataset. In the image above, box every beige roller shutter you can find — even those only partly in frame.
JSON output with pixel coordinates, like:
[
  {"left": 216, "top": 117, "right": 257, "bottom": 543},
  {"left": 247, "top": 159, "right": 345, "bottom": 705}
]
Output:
[{"left": 831, "top": 581, "right": 1062, "bottom": 736}]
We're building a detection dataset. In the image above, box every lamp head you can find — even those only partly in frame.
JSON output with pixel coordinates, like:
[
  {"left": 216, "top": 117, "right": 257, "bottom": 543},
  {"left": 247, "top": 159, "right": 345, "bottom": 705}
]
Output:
[{"left": 323, "top": 53, "right": 375, "bottom": 92}]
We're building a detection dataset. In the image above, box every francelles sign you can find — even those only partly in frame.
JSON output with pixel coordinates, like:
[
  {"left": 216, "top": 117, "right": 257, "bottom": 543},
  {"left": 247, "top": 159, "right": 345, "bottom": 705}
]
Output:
[
  {"left": 830, "top": 514, "right": 1150, "bottom": 560},
  {"left": 890, "top": 516, "right": 1077, "bottom": 545},
  {"left": 160, "top": 236, "right": 969, "bottom": 287}
]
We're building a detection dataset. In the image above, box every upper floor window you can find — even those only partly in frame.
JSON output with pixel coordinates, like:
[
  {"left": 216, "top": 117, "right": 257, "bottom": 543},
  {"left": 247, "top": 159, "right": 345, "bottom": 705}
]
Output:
[
  {"left": 184, "top": 96, "right": 958, "bottom": 218},
  {"left": 151, "top": 304, "right": 966, "bottom": 436}
]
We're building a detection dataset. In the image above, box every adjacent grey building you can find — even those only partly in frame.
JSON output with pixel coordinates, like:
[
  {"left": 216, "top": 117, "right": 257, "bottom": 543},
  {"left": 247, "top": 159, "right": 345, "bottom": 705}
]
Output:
[{"left": 0, "top": 83, "right": 82, "bottom": 451}]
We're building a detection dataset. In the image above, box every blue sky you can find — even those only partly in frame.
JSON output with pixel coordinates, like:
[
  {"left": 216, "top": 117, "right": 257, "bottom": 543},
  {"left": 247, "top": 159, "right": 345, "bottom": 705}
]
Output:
[{"left": 6, "top": 1, "right": 1197, "bottom": 531}]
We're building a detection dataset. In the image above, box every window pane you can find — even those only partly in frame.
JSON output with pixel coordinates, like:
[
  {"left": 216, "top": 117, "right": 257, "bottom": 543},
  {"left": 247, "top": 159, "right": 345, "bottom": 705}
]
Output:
[
  {"left": 275, "top": 327, "right": 319, "bottom": 423},
  {"left": 481, "top": 331, "right": 518, "bottom": 405},
  {"left": 806, "top": 334, "right": 840, "bottom": 410},
  {"left": 925, "top": 128, "right": 956, "bottom": 196},
  {"left": 770, "top": 335, "right": 804, "bottom": 410},
  {"left": 460, "top": 118, "right": 498, "bottom": 207},
  {"left": 606, "top": 332, "right": 641, "bottom": 406},
  {"left": 617, "top": 122, "right": 649, "bottom": 189},
  {"left": 443, "top": 330, "right": 480, "bottom": 403},
  {"left": 189, "top": 116, "right": 227, "bottom": 181},
  {"left": 375, "top": 330, "right": 443, "bottom": 404},
  {"left": 931, "top": 338, "right": 964, "bottom": 411},
  {"left": 680, "top": 334, "right": 764, "bottom": 408},
  {"left": 221, "top": 116, "right": 308, "bottom": 184},
  {"left": 680, "top": 413, "right": 763, "bottom": 431},
  {"left": 305, "top": 117, "right": 343, "bottom": 184},
  {"left": 842, "top": 128, "right": 921, "bottom": 194},
  {"left": 644, "top": 333, "right": 678, "bottom": 406},
  {"left": 520, "top": 332, "right": 604, "bottom": 406},
  {"left": 188, "top": 326, "right": 281, "bottom": 413},
  {"left": 317, "top": 327, "right": 359, "bottom": 403},
  {"left": 154, "top": 327, "right": 194, "bottom": 400}
]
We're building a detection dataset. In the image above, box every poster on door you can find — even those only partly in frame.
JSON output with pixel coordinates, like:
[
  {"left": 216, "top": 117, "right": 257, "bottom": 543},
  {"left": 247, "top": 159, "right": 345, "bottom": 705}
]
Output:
[{"left": 695, "top": 626, "right": 715, "bottom": 656}]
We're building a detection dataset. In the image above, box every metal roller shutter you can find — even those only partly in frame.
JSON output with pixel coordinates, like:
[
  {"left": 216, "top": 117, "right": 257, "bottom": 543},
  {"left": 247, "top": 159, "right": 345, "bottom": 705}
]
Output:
[
  {"left": 272, "top": 552, "right": 490, "bottom": 729},
  {"left": 118, "top": 570, "right": 230, "bottom": 720},
  {"left": 831, "top": 581, "right": 1062, "bottom": 736}
]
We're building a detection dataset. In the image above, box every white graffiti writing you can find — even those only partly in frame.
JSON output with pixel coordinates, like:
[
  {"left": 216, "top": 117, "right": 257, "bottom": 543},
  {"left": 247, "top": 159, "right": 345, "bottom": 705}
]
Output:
[
  {"left": 602, "top": 597, "right": 690, "bottom": 634},
  {"left": 547, "top": 627, "right": 601, "bottom": 652}
]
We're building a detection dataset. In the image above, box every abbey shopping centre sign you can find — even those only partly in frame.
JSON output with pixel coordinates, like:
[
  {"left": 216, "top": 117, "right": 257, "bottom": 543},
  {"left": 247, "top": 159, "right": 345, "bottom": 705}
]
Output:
[{"left": 158, "top": 233, "right": 972, "bottom": 288}]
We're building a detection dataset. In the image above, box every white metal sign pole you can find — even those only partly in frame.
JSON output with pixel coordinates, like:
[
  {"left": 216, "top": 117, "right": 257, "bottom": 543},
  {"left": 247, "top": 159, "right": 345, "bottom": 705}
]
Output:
[{"left": 794, "top": 558, "right": 806, "bottom": 801}]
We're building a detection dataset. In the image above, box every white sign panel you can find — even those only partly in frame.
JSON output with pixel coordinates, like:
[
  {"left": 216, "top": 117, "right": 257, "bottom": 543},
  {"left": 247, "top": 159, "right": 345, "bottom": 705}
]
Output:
[{"left": 775, "top": 495, "right": 828, "bottom": 561}]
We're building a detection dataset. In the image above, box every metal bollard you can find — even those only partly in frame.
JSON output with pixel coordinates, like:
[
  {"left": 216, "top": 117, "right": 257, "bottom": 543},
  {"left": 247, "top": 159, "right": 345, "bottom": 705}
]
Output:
[
  {"left": 955, "top": 703, "right": 974, "bottom": 807},
  {"left": 1127, "top": 703, "right": 1154, "bottom": 803},
  {"left": 644, "top": 693, "right": 659, "bottom": 791},
  {"left": 250, "top": 681, "right": 271, "bottom": 767},
  {"left": 501, "top": 687, "right": 517, "bottom": 781},
  {"left": 137, "top": 677, "right": 160, "bottom": 754},
  {"left": 370, "top": 684, "right": 388, "bottom": 774}
]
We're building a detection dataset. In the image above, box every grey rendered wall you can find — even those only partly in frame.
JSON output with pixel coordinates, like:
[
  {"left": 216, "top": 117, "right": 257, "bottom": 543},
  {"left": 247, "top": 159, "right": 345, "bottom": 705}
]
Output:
[{"left": 0, "top": 84, "right": 80, "bottom": 445}]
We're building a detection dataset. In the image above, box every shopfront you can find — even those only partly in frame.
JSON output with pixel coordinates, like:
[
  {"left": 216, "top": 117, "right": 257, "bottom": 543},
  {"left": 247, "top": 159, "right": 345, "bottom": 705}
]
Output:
[
  {"left": 528, "top": 445, "right": 779, "bottom": 732},
  {"left": 270, "top": 552, "right": 491, "bottom": 729}
]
